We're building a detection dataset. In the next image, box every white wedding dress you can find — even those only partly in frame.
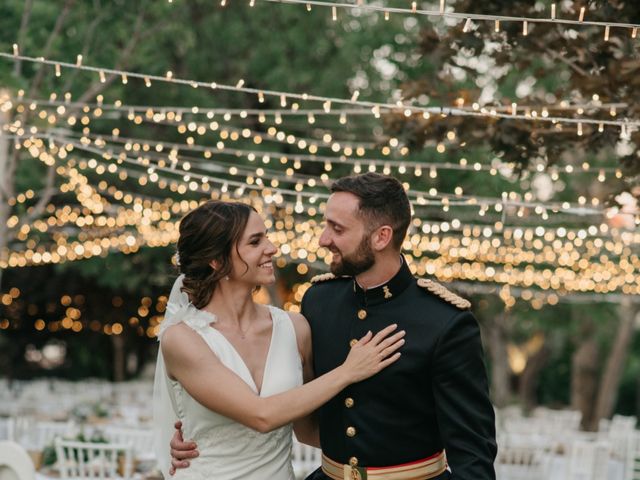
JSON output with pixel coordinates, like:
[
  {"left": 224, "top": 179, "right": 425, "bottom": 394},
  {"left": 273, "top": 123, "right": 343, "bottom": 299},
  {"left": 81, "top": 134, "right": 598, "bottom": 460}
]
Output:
[{"left": 153, "top": 276, "right": 303, "bottom": 480}]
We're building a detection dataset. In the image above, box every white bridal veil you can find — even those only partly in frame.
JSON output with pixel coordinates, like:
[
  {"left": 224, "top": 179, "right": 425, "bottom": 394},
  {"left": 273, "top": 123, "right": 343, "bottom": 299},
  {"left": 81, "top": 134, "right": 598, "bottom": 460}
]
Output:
[{"left": 152, "top": 274, "right": 190, "bottom": 478}]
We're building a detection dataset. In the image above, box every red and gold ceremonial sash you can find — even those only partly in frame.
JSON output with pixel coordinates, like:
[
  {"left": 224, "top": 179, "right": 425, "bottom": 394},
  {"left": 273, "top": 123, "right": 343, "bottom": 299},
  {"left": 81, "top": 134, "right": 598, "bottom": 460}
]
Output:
[{"left": 321, "top": 450, "right": 447, "bottom": 480}]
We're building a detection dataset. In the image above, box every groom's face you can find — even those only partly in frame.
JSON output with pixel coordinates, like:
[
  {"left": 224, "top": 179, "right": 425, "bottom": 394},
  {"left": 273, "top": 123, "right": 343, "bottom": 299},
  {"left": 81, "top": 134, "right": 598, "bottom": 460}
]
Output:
[{"left": 319, "top": 192, "right": 376, "bottom": 276}]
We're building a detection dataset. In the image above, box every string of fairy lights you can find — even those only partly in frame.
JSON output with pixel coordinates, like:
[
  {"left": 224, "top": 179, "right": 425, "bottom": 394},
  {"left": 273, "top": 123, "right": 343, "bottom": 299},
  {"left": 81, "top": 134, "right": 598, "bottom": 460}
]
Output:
[
  {"left": 13, "top": 97, "right": 633, "bottom": 117},
  {"left": 3, "top": 198, "right": 638, "bottom": 329},
  {"left": 4, "top": 94, "right": 627, "bottom": 214},
  {"left": 12, "top": 94, "right": 634, "bottom": 169},
  {"left": 2, "top": 153, "right": 623, "bottom": 257},
  {"left": 1, "top": 122, "right": 604, "bottom": 221},
  {"left": 2, "top": 37, "right": 640, "bottom": 323},
  {"left": 261, "top": 0, "right": 640, "bottom": 37},
  {"left": 7, "top": 199, "right": 640, "bottom": 297},
  {"left": 4, "top": 83, "right": 637, "bottom": 189},
  {"left": 2, "top": 140, "right": 636, "bottom": 232},
  {"left": 164, "top": 0, "right": 640, "bottom": 35},
  {"left": 13, "top": 129, "right": 609, "bottom": 221},
  {"left": 3, "top": 89, "right": 634, "bottom": 191},
  {"left": 7, "top": 119, "right": 627, "bottom": 190},
  {"left": 2, "top": 52, "right": 639, "bottom": 132},
  {"left": 9, "top": 140, "right": 636, "bottom": 250},
  {"left": 2, "top": 109, "right": 636, "bottom": 282},
  {"left": 6, "top": 150, "right": 640, "bottom": 276},
  {"left": 9, "top": 89, "right": 633, "bottom": 127},
  {"left": 17, "top": 100, "right": 629, "bottom": 179}
]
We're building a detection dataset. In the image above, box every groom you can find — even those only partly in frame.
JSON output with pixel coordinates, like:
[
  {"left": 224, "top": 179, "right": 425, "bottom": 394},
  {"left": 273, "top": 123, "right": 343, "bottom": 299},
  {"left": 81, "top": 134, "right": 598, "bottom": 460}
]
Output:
[{"left": 171, "top": 173, "right": 497, "bottom": 479}]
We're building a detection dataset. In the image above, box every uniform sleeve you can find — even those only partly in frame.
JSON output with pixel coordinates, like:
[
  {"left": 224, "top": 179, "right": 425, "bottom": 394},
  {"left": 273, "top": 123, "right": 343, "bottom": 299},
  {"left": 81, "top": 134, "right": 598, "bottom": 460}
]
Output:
[
  {"left": 432, "top": 310, "right": 497, "bottom": 479},
  {"left": 300, "top": 289, "right": 319, "bottom": 377},
  {"left": 300, "top": 289, "right": 312, "bottom": 324}
]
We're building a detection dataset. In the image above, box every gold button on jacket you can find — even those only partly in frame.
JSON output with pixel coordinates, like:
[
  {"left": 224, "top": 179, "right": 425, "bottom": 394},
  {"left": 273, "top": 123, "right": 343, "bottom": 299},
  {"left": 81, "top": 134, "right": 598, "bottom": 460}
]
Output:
[
  {"left": 346, "top": 426, "right": 356, "bottom": 437},
  {"left": 345, "top": 397, "right": 354, "bottom": 408},
  {"left": 357, "top": 309, "right": 367, "bottom": 320}
]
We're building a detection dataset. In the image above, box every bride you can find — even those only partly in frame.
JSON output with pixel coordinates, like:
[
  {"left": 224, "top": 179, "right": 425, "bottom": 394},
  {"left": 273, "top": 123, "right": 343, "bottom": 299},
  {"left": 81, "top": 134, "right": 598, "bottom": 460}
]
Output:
[{"left": 153, "top": 200, "right": 405, "bottom": 479}]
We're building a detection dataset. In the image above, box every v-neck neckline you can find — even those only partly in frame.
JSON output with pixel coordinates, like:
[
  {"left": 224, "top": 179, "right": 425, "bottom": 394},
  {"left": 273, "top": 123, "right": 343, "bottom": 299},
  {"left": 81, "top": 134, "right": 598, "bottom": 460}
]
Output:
[{"left": 209, "top": 305, "right": 277, "bottom": 396}]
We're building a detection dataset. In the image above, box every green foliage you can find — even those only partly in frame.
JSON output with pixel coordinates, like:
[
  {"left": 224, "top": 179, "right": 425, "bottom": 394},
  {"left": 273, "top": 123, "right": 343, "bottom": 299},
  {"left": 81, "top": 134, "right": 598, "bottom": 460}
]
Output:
[
  {"left": 0, "top": 0, "right": 420, "bottom": 380},
  {"left": 1, "top": 0, "right": 638, "bottom": 421},
  {"left": 0, "top": 0, "right": 415, "bottom": 279},
  {"left": 55, "top": 248, "right": 175, "bottom": 293},
  {"left": 615, "top": 332, "right": 640, "bottom": 416},
  {"left": 390, "top": 0, "right": 639, "bottom": 196}
]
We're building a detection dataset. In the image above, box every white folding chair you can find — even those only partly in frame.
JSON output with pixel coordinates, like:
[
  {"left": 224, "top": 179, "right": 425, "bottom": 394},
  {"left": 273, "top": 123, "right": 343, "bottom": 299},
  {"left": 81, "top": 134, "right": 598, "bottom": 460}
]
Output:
[
  {"left": 23, "top": 421, "right": 75, "bottom": 451},
  {"left": 0, "top": 440, "right": 35, "bottom": 480},
  {"left": 55, "top": 438, "right": 133, "bottom": 479},
  {"left": 624, "top": 430, "right": 640, "bottom": 480},
  {"left": 291, "top": 438, "right": 322, "bottom": 479},
  {"left": 495, "top": 444, "right": 551, "bottom": 480},
  {"left": 565, "top": 439, "right": 610, "bottom": 480},
  {"left": 102, "top": 426, "right": 155, "bottom": 461},
  {"left": 612, "top": 416, "right": 637, "bottom": 432},
  {"left": 0, "top": 419, "right": 14, "bottom": 441}
]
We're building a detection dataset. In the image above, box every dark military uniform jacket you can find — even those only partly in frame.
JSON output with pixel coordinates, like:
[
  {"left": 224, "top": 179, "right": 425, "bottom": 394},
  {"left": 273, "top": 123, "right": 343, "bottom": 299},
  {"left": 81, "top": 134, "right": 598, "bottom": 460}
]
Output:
[{"left": 301, "top": 260, "right": 497, "bottom": 479}]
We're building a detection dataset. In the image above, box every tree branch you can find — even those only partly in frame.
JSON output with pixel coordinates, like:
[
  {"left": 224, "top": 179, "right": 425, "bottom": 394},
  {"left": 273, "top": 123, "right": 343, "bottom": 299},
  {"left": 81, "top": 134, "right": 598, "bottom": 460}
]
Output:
[
  {"left": 75, "top": 8, "right": 148, "bottom": 106},
  {"left": 4, "top": 148, "right": 19, "bottom": 200},
  {"left": 20, "top": 163, "right": 58, "bottom": 228},
  {"left": 544, "top": 48, "right": 590, "bottom": 78},
  {"left": 14, "top": 0, "right": 34, "bottom": 77},
  {"left": 0, "top": 92, "right": 13, "bottom": 201},
  {"left": 61, "top": 0, "right": 106, "bottom": 93},
  {"left": 28, "top": 0, "right": 76, "bottom": 95},
  {"left": 0, "top": 114, "right": 17, "bottom": 251}
]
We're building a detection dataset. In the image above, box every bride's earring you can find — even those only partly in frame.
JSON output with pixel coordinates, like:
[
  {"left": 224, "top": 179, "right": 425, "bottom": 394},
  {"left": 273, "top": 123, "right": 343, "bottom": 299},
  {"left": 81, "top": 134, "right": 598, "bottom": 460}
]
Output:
[{"left": 225, "top": 276, "right": 230, "bottom": 281}]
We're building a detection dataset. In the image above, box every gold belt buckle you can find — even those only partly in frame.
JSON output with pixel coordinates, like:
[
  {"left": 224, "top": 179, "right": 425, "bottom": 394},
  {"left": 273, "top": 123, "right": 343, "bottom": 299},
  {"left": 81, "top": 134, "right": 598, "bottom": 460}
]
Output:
[{"left": 343, "top": 465, "right": 367, "bottom": 480}]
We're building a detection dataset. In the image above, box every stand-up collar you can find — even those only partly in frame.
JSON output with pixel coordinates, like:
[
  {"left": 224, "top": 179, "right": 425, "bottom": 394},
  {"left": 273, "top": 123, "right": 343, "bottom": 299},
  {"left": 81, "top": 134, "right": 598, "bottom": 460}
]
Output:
[{"left": 353, "top": 257, "right": 413, "bottom": 307}]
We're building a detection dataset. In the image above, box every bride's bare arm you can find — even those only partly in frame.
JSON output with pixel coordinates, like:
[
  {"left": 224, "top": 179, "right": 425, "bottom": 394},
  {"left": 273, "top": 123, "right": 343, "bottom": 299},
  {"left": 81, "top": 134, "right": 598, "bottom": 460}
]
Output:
[
  {"left": 288, "top": 312, "right": 320, "bottom": 447},
  {"left": 161, "top": 322, "right": 404, "bottom": 434}
]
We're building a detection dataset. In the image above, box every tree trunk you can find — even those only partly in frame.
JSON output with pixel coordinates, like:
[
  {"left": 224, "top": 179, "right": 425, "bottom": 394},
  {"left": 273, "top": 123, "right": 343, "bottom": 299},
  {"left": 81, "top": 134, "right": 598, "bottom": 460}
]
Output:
[
  {"left": 519, "top": 341, "right": 551, "bottom": 413},
  {"left": 636, "top": 375, "right": 640, "bottom": 420},
  {"left": 591, "top": 298, "right": 639, "bottom": 429},
  {"left": 571, "top": 336, "right": 599, "bottom": 430},
  {"left": 487, "top": 310, "right": 511, "bottom": 408},
  {"left": 0, "top": 90, "right": 13, "bottom": 289},
  {"left": 111, "top": 334, "right": 126, "bottom": 382}
]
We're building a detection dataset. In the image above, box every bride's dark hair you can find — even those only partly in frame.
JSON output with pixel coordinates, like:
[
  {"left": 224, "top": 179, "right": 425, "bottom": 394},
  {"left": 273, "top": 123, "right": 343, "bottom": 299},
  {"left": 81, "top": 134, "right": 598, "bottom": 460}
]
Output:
[{"left": 177, "top": 200, "right": 256, "bottom": 308}]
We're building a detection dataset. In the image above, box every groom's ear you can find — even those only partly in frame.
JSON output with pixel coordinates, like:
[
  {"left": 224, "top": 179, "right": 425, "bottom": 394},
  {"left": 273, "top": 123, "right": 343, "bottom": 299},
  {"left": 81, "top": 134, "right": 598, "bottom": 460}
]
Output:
[{"left": 371, "top": 225, "right": 394, "bottom": 251}]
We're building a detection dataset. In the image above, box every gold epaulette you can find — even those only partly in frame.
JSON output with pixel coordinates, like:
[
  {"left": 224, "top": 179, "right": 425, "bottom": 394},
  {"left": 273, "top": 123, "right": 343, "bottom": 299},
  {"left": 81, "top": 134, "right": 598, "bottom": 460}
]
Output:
[
  {"left": 417, "top": 278, "right": 471, "bottom": 310},
  {"left": 310, "top": 272, "right": 338, "bottom": 284}
]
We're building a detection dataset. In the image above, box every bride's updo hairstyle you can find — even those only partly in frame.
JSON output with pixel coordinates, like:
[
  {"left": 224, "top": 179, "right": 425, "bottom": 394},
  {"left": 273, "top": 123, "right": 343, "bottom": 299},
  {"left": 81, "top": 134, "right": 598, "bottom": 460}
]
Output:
[{"left": 177, "top": 200, "right": 256, "bottom": 308}]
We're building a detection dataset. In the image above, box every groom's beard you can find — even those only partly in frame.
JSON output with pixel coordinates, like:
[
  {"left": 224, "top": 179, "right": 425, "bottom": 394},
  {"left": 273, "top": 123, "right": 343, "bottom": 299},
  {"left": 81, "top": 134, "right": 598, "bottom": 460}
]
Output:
[{"left": 329, "top": 235, "right": 375, "bottom": 277}]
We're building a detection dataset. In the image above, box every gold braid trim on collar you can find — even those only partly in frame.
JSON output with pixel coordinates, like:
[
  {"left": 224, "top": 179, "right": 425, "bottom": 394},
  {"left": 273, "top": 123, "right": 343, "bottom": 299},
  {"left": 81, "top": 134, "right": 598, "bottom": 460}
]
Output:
[{"left": 417, "top": 278, "right": 471, "bottom": 310}]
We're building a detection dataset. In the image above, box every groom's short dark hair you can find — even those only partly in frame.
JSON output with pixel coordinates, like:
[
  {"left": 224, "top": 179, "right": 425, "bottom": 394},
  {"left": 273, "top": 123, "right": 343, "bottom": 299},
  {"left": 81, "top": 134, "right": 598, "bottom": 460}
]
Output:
[{"left": 330, "top": 173, "right": 411, "bottom": 250}]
